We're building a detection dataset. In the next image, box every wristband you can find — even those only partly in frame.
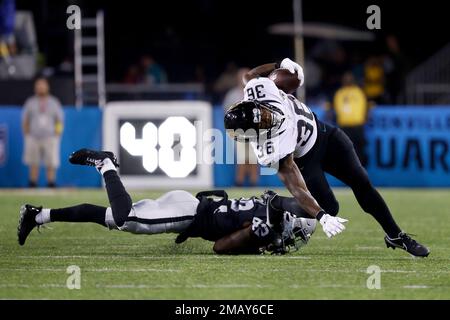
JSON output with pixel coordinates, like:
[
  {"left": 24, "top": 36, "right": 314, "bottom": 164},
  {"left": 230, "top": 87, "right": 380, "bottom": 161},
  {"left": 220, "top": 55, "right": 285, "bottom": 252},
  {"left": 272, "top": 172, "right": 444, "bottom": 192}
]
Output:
[
  {"left": 274, "top": 60, "right": 282, "bottom": 69},
  {"left": 316, "top": 210, "right": 326, "bottom": 221}
]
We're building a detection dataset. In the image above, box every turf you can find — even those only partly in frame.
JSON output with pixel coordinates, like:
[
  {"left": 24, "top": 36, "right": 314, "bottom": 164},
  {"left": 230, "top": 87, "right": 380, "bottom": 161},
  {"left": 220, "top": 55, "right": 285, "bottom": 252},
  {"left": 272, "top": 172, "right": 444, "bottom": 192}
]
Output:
[{"left": 0, "top": 188, "right": 449, "bottom": 299}]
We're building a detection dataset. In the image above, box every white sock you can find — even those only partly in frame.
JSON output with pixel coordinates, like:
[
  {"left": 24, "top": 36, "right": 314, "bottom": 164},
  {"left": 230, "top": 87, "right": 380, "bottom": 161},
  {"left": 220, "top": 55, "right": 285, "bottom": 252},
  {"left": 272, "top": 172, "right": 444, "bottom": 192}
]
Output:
[
  {"left": 35, "top": 209, "right": 51, "bottom": 225},
  {"left": 100, "top": 158, "right": 117, "bottom": 175}
]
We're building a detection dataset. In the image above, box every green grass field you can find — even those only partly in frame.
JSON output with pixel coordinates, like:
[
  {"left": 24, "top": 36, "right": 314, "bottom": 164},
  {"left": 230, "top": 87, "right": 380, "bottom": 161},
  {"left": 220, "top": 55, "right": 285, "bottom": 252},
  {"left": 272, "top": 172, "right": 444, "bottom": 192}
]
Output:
[{"left": 0, "top": 188, "right": 449, "bottom": 299}]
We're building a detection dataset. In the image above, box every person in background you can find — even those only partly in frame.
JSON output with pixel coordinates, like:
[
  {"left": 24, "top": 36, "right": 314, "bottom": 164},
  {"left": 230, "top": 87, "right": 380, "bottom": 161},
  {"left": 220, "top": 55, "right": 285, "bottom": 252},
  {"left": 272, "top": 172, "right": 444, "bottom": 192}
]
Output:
[
  {"left": 223, "top": 68, "right": 259, "bottom": 187},
  {"left": 123, "top": 64, "right": 141, "bottom": 84},
  {"left": 363, "top": 56, "right": 385, "bottom": 104},
  {"left": 332, "top": 72, "right": 371, "bottom": 167},
  {"left": 384, "top": 35, "right": 408, "bottom": 104},
  {"left": 22, "top": 77, "right": 64, "bottom": 188},
  {"left": 139, "top": 55, "right": 168, "bottom": 84}
]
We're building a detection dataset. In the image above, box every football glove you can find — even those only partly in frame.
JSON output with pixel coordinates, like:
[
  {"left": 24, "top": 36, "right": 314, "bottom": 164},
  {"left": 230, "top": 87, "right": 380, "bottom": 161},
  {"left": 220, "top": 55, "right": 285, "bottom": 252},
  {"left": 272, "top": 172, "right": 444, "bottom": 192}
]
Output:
[
  {"left": 318, "top": 213, "right": 348, "bottom": 238},
  {"left": 280, "top": 58, "right": 304, "bottom": 86}
]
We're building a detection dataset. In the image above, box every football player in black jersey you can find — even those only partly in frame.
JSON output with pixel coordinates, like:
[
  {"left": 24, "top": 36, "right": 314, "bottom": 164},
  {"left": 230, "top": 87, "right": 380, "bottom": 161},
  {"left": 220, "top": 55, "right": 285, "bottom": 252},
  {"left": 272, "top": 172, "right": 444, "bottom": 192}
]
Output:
[
  {"left": 17, "top": 149, "right": 316, "bottom": 255},
  {"left": 224, "top": 58, "right": 430, "bottom": 257}
]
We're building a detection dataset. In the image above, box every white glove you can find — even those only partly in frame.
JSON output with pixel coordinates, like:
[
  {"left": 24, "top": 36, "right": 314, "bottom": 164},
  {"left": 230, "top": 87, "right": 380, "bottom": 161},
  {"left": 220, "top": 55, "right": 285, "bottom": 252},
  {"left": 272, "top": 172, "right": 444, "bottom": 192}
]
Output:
[
  {"left": 280, "top": 58, "right": 304, "bottom": 86},
  {"left": 319, "top": 214, "right": 348, "bottom": 238}
]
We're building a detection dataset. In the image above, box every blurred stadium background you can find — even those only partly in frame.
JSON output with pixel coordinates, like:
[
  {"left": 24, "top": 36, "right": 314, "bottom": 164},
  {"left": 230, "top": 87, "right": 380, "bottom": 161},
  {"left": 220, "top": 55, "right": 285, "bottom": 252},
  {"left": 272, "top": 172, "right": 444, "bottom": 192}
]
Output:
[{"left": 1, "top": 0, "right": 449, "bottom": 189}]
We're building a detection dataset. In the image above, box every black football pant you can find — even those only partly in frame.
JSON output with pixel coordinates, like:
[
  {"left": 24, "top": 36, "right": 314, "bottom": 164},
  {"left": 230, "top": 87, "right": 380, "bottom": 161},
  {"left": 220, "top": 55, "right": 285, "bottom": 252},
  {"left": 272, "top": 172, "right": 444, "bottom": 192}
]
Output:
[
  {"left": 293, "top": 120, "right": 401, "bottom": 238},
  {"left": 50, "top": 170, "right": 132, "bottom": 228},
  {"left": 341, "top": 125, "right": 368, "bottom": 167}
]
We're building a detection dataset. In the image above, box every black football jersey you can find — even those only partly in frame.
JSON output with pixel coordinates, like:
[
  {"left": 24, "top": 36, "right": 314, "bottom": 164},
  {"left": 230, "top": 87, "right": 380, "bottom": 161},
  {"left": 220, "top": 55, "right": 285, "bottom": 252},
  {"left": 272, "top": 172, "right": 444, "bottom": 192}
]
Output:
[{"left": 176, "top": 190, "right": 268, "bottom": 242}]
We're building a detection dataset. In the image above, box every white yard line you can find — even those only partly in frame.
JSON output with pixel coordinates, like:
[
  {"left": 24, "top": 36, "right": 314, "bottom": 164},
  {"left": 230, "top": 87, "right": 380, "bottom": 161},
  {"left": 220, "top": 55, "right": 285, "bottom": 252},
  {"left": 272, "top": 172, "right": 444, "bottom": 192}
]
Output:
[
  {"left": 0, "top": 283, "right": 444, "bottom": 290},
  {"left": 0, "top": 267, "right": 180, "bottom": 273},
  {"left": 355, "top": 246, "right": 383, "bottom": 250},
  {"left": 3, "top": 267, "right": 447, "bottom": 275}
]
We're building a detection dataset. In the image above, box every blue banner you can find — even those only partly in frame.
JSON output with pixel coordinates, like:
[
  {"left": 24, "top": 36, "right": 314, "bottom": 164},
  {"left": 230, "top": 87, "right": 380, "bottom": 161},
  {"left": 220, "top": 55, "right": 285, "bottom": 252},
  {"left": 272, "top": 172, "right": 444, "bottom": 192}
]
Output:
[
  {"left": 0, "top": 107, "right": 102, "bottom": 187},
  {"left": 365, "top": 106, "right": 450, "bottom": 187}
]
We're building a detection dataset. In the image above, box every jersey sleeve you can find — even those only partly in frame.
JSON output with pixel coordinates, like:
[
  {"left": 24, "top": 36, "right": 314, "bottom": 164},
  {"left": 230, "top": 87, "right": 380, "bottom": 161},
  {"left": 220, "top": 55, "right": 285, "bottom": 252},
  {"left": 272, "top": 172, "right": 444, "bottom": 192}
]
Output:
[
  {"left": 250, "top": 125, "right": 297, "bottom": 167},
  {"left": 244, "top": 77, "right": 283, "bottom": 104}
]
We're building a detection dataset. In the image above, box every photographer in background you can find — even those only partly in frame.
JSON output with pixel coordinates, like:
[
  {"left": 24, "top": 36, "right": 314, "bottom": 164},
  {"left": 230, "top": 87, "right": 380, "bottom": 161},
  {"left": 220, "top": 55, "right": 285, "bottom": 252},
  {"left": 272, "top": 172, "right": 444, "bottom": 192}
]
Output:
[{"left": 22, "top": 77, "right": 64, "bottom": 188}]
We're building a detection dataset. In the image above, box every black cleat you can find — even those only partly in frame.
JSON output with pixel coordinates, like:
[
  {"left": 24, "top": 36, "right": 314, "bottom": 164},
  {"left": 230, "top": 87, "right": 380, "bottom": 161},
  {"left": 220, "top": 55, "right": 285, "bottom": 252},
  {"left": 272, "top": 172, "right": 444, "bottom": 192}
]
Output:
[
  {"left": 384, "top": 232, "right": 430, "bottom": 257},
  {"left": 18, "top": 204, "right": 42, "bottom": 246},
  {"left": 69, "top": 148, "right": 119, "bottom": 168},
  {"left": 262, "top": 190, "right": 284, "bottom": 232}
]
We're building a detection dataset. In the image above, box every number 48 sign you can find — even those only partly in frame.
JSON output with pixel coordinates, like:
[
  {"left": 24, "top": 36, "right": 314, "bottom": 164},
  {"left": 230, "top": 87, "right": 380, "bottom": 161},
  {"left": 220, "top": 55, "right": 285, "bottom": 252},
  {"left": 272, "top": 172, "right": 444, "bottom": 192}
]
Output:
[
  {"left": 103, "top": 101, "right": 213, "bottom": 189},
  {"left": 120, "top": 117, "right": 197, "bottom": 178}
]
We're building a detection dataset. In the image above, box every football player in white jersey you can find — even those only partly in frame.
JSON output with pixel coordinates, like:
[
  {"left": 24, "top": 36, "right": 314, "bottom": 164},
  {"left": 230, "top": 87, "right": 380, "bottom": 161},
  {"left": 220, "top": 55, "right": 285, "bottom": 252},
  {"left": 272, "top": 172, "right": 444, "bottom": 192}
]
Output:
[{"left": 224, "top": 58, "right": 429, "bottom": 257}]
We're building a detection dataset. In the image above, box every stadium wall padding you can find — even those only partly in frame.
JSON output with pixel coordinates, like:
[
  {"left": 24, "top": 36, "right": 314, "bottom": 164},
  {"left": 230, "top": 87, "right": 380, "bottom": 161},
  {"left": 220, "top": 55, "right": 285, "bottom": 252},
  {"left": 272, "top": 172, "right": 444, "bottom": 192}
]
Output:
[
  {"left": 0, "top": 107, "right": 102, "bottom": 187},
  {"left": 1, "top": 105, "right": 449, "bottom": 188}
]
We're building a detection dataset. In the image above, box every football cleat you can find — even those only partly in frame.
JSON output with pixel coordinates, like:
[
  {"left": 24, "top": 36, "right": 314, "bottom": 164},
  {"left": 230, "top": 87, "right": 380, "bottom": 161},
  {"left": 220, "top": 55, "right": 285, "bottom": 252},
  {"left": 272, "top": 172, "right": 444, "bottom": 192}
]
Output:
[
  {"left": 17, "top": 204, "right": 42, "bottom": 246},
  {"left": 69, "top": 148, "right": 119, "bottom": 168},
  {"left": 384, "top": 232, "right": 430, "bottom": 257}
]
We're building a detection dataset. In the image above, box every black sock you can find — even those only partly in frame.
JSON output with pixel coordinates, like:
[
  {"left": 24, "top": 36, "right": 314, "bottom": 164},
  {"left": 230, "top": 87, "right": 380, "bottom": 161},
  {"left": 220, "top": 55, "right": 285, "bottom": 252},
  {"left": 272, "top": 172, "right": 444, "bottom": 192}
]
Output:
[
  {"left": 50, "top": 204, "right": 107, "bottom": 226},
  {"left": 271, "top": 196, "right": 311, "bottom": 218},
  {"left": 353, "top": 186, "right": 402, "bottom": 238},
  {"left": 103, "top": 170, "right": 132, "bottom": 227}
]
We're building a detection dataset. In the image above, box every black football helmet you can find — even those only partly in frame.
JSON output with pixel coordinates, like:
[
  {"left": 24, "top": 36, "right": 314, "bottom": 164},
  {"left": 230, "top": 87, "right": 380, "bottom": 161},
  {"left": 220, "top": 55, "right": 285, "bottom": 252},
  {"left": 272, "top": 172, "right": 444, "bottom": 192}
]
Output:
[{"left": 224, "top": 100, "right": 285, "bottom": 142}]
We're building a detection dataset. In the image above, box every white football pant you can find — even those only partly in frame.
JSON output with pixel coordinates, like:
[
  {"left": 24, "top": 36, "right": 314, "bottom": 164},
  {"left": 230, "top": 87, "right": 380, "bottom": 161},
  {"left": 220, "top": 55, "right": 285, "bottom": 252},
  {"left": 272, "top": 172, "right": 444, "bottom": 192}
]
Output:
[{"left": 105, "top": 190, "right": 199, "bottom": 235}]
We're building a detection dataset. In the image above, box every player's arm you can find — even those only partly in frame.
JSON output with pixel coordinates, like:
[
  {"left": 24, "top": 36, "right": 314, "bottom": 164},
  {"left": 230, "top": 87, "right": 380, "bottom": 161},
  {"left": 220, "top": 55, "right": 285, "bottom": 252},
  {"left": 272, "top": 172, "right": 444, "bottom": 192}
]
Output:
[
  {"left": 277, "top": 154, "right": 322, "bottom": 218},
  {"left": 277, "top": 154, "right": 348, "bottom": 238},
  {"left": 213, "top": 224, "right": 257, "bottom": 255},
  {"left": 243, "top": 63, "right": 278, "bottom": 84},
  {"left": 213, "top": 220, "right": 276, "bottom": 255},
  {"left": 244, "top": 58, "right": 304, "bottom": 85}
]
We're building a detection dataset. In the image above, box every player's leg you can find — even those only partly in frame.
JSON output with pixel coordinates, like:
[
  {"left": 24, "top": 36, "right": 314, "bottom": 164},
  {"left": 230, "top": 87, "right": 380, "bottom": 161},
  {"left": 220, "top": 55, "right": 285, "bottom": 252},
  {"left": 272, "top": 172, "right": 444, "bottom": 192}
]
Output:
[
  {"left": 323, "top": 127, "right": 429, "bottom": 256},
  {"left": 323, "top": 127, "right": 401, "bottom": 237},
  {"left": 101, "top": 161, "right": 132, "bottom": 228},
  {"left": 342, "top": 126, "right": 367, "bottom": 167},
  {"left": 70, "top": 148, "right": 199, "bottom": 235},
  {"left": 69, "top": 148, "right": 130, "bottom": 228},
  {"left": 17, "top": 203, "right": 109, "bottom": 246},
  {"left": 114, "top": 190, "right": 199, "bottom": 235}
]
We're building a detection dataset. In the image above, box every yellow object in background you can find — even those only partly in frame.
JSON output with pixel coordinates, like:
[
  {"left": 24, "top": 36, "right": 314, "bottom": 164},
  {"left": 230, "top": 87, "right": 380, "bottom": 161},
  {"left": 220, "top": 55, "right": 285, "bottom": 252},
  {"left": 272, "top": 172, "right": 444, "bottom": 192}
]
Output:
[
  {"left": 55, "top": 121, "right": 63, "bottom": 135},
  {"left": 333, "top": 85, "right": 368, "bottom": 127},
  {"left": 364, "top": 65, "right": 384, "bottom": 99},
  {"left": 0, "top": 42, "right": 9, "bottom": 58}
]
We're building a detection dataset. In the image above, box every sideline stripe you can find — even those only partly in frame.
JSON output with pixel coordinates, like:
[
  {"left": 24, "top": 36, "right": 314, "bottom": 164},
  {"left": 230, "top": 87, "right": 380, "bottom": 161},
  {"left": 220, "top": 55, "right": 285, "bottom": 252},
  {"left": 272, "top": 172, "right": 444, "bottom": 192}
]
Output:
[{"left": 126, "top": 215, "right": 194, "bottom": 225}]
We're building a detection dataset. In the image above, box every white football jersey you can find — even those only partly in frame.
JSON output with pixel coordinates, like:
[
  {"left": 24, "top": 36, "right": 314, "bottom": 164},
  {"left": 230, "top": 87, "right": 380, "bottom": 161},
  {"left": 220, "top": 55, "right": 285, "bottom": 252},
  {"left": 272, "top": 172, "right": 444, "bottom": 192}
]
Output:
[{"left": 243, "top": 77, "right": 317, "bottom": 166}]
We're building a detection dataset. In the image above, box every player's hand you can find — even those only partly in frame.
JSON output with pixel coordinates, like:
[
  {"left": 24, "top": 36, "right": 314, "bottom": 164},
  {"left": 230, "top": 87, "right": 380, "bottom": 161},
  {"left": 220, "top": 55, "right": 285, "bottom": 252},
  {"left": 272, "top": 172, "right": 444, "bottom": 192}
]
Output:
[
  {"left": 280, "top": 58, "right": 304, "bottom": 86},
  {"left": 319, "top": 214, "right": 348, "bottom": 238}
]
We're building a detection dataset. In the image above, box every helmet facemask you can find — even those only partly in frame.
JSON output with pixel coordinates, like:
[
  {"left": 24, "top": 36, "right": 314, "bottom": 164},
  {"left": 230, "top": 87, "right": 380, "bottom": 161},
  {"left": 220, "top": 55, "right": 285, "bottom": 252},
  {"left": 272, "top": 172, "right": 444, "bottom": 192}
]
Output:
[
  {"left": 275, "top": 212, "right": 317, "bottom": 254},
  {"left": 224, "top": 100, "right": 285, "bottom": 142}
]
